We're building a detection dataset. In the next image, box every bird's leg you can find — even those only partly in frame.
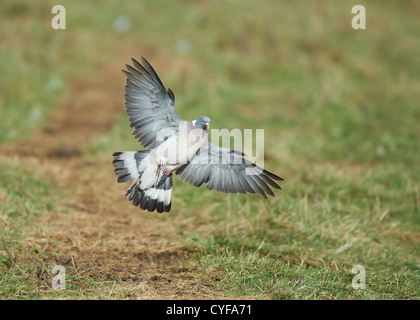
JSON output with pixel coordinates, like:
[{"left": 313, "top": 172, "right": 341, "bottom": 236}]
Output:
[
  {"left": 158, "top": 159, "right": 170, "bottom": 175},
  {"left": 159, "top": 159, "right": 166, "bottom": 173},
  {"left": 159, "top": 159, "right": 172, "bottom": 175},
  {"left": 159, "top": 159, "right": 165, "bottom": 168}
]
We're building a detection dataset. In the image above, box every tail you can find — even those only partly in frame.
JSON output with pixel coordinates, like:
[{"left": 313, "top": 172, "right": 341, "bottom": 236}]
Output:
[{"left": 112, "top": 151, "right": 173, "bottom": 213}]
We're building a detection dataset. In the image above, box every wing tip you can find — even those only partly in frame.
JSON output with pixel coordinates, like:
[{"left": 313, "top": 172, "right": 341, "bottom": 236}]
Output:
[
  {"left": 131, "top": 57, "right": 141, "bottom": 66},
  {"left": 263, "top": 169, "right": 284, "bottom": 181}
]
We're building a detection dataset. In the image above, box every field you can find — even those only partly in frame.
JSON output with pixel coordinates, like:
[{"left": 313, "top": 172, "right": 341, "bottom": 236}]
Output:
[{"left": 0, "top": 0, "right": 419, "bottom": 300}]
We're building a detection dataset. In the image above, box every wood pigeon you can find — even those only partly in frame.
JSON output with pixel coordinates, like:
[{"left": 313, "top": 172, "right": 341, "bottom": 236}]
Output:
[{"left": 113, "top": 57, "right": 283, "bottom": 213}]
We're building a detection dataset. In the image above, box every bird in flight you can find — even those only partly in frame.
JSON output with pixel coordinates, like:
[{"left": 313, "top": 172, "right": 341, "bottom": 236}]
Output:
[{"left": 113, "top": 57, "right": 283, "bottom": 213}]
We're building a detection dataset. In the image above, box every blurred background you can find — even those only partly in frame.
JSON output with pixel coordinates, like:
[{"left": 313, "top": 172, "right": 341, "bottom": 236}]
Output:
[{"left": 0, "top": 0, "right": 419, "bottom": 299}]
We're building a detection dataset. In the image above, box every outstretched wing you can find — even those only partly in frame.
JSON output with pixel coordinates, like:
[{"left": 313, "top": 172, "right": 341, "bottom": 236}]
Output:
[
  {"left": 123, "top": 57, "right": 182, "bottom": 149},
  {"left": 176, "top": 142, "right": 283, "bottom": 198}
]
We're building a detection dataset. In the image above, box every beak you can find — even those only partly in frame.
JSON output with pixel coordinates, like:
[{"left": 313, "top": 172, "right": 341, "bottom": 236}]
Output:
[{"left": 206, "top": 123, "right": 209, "bottom": 129}]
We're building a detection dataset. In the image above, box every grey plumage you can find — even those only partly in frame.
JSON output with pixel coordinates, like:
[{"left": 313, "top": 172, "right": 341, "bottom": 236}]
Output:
[
  {"left": 124, "top": 57, "right": 182, "bottom": 149},
  {"left": 113, "top": 57, "right": 283, "bottom": 213},
  {"left": 176, "top": 142, "right": 283, "bottom": 199}
]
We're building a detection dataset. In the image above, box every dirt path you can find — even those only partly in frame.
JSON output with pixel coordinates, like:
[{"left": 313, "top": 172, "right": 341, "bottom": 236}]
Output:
[{"left": 1, "top": 61, "right": 231, "bottom": 299}]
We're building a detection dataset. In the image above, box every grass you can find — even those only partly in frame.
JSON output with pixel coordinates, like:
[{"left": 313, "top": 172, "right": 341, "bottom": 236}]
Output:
[
  {"left": 193, "top": 249, "right": 419, "bottom": 300},
  {"left": 0, "top": 163, "right": 54, "bottom": 237},
  {"left": 1, "top": 0, "right": 420, "bottom": 299},
  {"left": 0, "top": 264, "right": 123, "bottom": 299}
]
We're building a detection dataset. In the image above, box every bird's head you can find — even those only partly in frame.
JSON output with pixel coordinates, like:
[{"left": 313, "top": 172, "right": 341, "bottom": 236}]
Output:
[{"left": 194, "top": 116, "right": 210, "bottom": 131}]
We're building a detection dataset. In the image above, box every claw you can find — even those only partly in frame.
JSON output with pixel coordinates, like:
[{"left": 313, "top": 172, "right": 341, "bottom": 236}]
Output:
[{"left": 159, "top": 159, "right": 171, "bottom": 175}]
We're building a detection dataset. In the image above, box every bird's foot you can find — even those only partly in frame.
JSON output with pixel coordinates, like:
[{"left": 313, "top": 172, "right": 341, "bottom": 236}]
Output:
[{"left": 159, "top": 160, "right": 172, "bottom": 175}]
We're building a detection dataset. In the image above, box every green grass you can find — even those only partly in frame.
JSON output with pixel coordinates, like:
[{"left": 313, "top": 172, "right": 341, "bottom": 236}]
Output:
[
  {"left": 0, "top": 163, "right": 54, "bottom": 236},
  {"left": 0, "top": 162, "right": 58, "bottom": 299},
  {"left": 1, "top": 0, "right": 420, "bottom": 299},
  {"left": 0, "top": 0, "right": 113, "bottom": 143},
  {"left": 192, "top": 249, "right": 419, "bottom": 300}
]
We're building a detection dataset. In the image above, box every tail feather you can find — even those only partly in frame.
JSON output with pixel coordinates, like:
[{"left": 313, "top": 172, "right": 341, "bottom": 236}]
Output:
[
  {"left": 113, "top": 151, "right": 173, "bottom": 213},
  {"left": 125, "top": 174, "right": 173, "bottom": 213},
  {"left": 113, "top": 151, "right": 150, "bottom": 182}
]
